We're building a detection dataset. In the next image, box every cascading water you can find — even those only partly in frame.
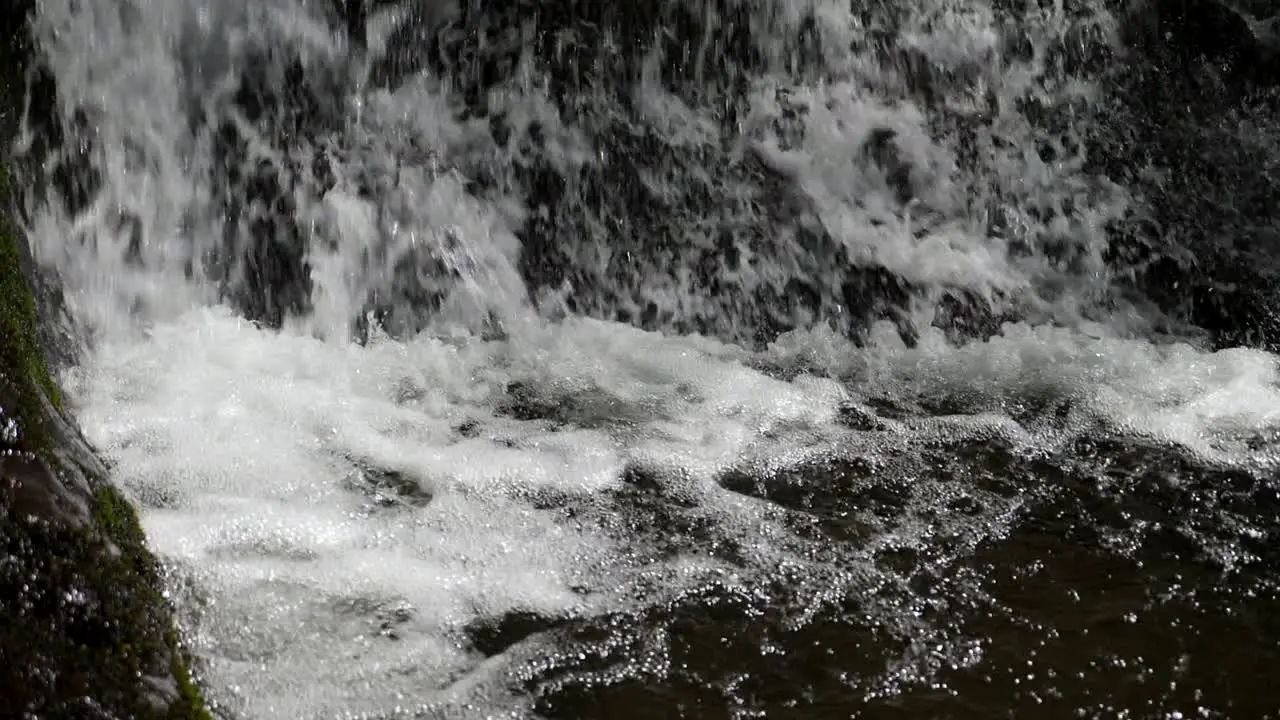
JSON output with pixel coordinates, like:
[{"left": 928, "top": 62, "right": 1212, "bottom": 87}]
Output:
[{"left": 16, "top": 0, "right": 1280, "bottom": 717}]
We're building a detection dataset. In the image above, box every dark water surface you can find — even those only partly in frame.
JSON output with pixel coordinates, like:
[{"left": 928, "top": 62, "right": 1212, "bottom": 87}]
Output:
[{"left": 525, "top": 439, "right": 1280, "bottom": 718}]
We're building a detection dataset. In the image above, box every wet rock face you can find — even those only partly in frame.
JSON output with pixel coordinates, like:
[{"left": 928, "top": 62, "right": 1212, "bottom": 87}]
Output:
[
  {"left": 1096, "top": 0, "right": 1280, "bottom": 350},
  {"left": 130, "top": 0, "right": 937, "bottom": 344},
  {"left": 44, "top": 0, "right": 1264, "bottom": 349},
  {"left": 203, "top": 48, "right": 345, "bottom": 330},
  {"left": 334, "top": 0, "right": 1280, "bottom": 350},
  {"left": 359, "top": 0, "right": 1002, "bottom": 347},
  {"left": 30, "top": 0, "right": 1280, "bottom": 349},
  {"left": 1, "top": 462, "right": 178, "bottom": 718},
  {"left": 0, "top": 287, "right": 207, "bottom": 720},
  {"left": 1127, "top": 0, "right": 1280, "bottom": 88}
]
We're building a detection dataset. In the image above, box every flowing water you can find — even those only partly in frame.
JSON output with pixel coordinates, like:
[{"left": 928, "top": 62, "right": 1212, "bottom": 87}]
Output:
[{"left": 17, "top": 0, "right": 1280, "bottom": 717}]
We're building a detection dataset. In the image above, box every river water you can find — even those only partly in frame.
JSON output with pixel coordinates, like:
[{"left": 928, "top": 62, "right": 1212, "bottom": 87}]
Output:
[{"left": 19, "top": 0, "right": 1280, "bottom": 717}]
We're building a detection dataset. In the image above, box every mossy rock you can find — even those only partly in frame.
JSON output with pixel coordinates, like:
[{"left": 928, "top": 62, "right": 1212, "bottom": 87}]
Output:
[{"left": 0, "top": 477, "right": 209, "bottom": 718}]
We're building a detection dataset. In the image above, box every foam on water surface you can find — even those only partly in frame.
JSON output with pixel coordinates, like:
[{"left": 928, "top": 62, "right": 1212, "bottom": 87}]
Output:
[
  {"left": 62, "top": 305, "right": 1280, "bottom": 716},
  {"left": 64, "top": 308, "right": 849, "bottom": 715}
]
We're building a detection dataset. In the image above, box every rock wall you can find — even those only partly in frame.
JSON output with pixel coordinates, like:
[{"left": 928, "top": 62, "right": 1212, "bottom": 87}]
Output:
[
  {"left": 0, "top": 4, "right": 209, "bottom": 718},
  {"left": 234, "top": 0, "right": 1280, "bottom": 349},
  {"left": 1096, "top": 0, "right": 1280, "bottom": 349}
]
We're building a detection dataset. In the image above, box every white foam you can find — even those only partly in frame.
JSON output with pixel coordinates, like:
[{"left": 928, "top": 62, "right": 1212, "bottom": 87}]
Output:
[
  {"left": 768, "top": 322, "right": 1280, "bottom": 465},
  {"left": 64, "top": 298, "right": 1280, "bottom": 716},
  {"left": 64, "top": 307, "right": 854, "bottom": 715}
]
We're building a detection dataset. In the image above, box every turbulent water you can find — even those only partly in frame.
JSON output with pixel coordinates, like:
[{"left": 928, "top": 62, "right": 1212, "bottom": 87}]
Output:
[{"left": 17, "top": 0, "right": 1280, "bottom": 717}]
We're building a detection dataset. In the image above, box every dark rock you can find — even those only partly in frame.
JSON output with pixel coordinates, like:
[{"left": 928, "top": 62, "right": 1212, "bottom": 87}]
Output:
[
  {"left": 203, "top": 47, "right": 347, "bottom": 329},
  {"left": 1125, "top": 0, "right": 1280, "bottom": 90},
  {"left": 496, "top": 380, "right": 567, "bottom": 423},
  {"left": 835, "top": 404, "right": 888, "bottom": 432},
  {"left": 0, "top": 3, "right": 209, "bottom": 716},
  {"left": 464, "top": 609, "right": 568, "bottom": 657},
  {"left": 339, "top": 3, "right": 889, "bottom": 346},
  {"left": 63, "top": 0, "right": 1025, "bottom": 347},
  {"left": 1094, "top": 0, "right": 1280, "bottom": 350},
  {"left": 455, "top": 418, "right": 481, "bottom": 438},
  {"left": 342, "top": 461, "right": 434, "bottom": 508},
  {"left": 619, "top": 464, "right": 665, "bottom": 495},
  {"left": 349, "top": 1, "right": 1108, "bottom": 348},
  {"left": 860, "top": 128, "right": 915, "bottom": 206},
  {"left": 114, "top": 0, "right": 1280, "bottom": 352}
]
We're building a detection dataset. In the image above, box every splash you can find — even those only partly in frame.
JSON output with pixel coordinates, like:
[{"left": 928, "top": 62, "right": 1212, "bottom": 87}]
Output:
[{"left": 23, "top": 0, "right": 1143, "bottom": 347}]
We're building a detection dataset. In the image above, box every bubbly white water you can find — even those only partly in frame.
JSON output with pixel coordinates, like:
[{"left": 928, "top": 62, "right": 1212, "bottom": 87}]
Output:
[{"left": 21, "top": 0, "right": 1280, "bottom": 717}]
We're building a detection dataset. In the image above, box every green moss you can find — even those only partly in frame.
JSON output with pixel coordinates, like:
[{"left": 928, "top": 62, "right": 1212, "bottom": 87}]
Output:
[
  {"left": 0, "top": 159, "right": 62, "bottom": 459},
  {"left": 93, "top": 486, "right": 150, "bottom": 569},
  {"left": 93, "top": 487, "right": 212, "bottom": 720},
  {"left": 167, "top": 628, "right": 210, "bottom": 720},
  {"left": 0, "top": 165, "right": 209, "bottom": 720},
  {"left": 0, "top": 216, "right": 61, "bottom": 450},
  {"left": 0, "top": 4, "right": 61, "bottom": 458},
  {"left": 0, "top": 483, "right": 209, "bottom": 718}
]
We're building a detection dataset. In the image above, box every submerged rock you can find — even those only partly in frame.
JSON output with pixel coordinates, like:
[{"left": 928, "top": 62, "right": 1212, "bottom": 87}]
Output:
[
  {"left": 464, "top": 609, "right": 569, "bottom": 658},
  {"left": 0, "top": 3, "right": 209, "bottom": 717}
]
